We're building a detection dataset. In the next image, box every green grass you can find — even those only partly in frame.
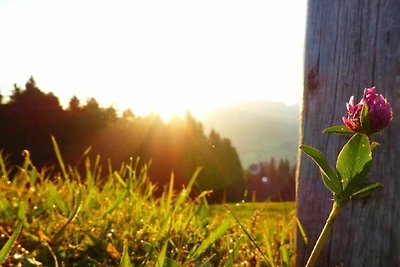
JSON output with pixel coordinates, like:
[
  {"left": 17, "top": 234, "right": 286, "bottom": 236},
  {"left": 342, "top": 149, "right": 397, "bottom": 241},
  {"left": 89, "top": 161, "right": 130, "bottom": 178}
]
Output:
[{"left": 0, "top": 148, "right": 296, "bottom": 266}]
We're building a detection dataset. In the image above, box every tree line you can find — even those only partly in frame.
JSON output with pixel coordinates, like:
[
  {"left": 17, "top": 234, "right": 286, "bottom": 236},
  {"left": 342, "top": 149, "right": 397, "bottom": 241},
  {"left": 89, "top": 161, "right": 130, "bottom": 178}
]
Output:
[
  {"left": 246, "top": 157, "right": 295, "bottom": 201},
  {"left": 0, "top": 77, "right": 245, "bottom": 201},
  {"left": 0, "top": 77, "right": 295, "bottom": 202}
]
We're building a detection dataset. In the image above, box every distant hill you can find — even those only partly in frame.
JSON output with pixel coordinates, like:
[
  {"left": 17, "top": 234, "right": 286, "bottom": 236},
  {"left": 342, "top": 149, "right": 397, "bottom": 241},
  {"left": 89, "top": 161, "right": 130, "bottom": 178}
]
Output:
[{"left": 198, "top": 100, "right": 300, "bottom": 168}]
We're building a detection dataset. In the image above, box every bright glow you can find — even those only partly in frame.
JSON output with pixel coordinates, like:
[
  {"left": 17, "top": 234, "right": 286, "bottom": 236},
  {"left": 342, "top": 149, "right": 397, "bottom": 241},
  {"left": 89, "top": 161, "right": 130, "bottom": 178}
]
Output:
[{"left": 0, "top": 0, "right": 306, "bottom": 120}]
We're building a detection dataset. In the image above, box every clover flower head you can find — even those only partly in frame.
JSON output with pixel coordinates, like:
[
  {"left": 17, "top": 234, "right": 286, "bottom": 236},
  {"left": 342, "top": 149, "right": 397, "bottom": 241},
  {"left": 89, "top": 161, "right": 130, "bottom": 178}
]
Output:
[
  {"left": 342, "top": 96, "right": 363, "bottom": 131},
  {"left": 342, "top": 86, "right": 393, "bottom": 134}
]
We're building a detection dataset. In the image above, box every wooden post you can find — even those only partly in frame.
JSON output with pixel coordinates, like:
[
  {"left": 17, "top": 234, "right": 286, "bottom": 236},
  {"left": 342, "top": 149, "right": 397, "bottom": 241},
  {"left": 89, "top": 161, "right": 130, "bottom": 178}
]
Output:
[{"left": 297, "top": 1, "right": 400, "bottom": 266}]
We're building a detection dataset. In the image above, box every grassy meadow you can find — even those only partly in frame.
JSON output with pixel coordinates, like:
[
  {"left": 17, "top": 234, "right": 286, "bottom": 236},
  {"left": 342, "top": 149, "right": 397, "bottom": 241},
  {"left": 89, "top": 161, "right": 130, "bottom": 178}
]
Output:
[{"left": 0, "top": 141, "right": 296, "bottom": 266}]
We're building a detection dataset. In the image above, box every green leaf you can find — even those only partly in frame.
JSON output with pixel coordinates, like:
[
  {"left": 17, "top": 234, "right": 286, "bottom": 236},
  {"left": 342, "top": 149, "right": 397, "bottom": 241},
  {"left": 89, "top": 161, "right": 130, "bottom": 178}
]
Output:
[
  {"left": 344, "top": 160, "right": 372, "bottom": 193},
  {"left": 0, "top": 223, "right": 23, "bottom": 265},
  {"left": 322, "top": 125, "right": 355, "bottom": 135},
  {"left": 300, "top": 145, "right": 341, "bottom": 193},
  {"left": 351, "top": 182, "right": 383, "bottom": 199},
  {"left": 336, "top": 134, "right": 372, "bottom": 189},
  {"left": 360, "top": 104, "right": 370, "bottom": 132},
  {"left": 371, "top": 142, "right": 380, "bottom": 151}
]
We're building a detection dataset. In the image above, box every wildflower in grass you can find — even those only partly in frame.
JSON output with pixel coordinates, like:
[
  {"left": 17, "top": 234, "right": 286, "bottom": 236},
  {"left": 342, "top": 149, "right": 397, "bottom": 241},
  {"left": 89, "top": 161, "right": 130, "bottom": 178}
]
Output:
[{"left": 342, "top": 86, "right": 393, "bottom": 135}]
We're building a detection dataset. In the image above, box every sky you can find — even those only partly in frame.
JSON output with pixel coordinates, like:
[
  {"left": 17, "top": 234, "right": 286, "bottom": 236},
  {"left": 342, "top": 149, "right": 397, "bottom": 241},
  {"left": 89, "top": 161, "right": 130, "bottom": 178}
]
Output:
[{"left": 0, "top": 0, "right": 307, "bottom": 120}]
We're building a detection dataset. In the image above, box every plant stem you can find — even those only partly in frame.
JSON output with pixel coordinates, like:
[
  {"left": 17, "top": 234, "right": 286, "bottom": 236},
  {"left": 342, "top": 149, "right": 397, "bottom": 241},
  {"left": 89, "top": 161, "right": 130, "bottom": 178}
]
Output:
[{"left": 305, "top": 201, "right": 342, "bottom": 267}]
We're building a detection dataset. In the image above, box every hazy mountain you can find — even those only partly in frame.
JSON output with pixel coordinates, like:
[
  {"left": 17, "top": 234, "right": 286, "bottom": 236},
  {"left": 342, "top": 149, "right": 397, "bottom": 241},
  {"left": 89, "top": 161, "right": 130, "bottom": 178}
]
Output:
[{"left": 198, "top": 100, "right": 300, "bottom": 168}]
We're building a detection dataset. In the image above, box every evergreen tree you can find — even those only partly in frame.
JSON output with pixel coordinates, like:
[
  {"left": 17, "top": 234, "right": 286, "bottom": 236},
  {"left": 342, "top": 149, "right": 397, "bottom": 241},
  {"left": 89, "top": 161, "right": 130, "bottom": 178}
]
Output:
[
  {"left": 68, "top": 96, "right": 81, "bottom": 112},
  {"left": 9, "top": 84, "right": 22, "bottom": 103}
]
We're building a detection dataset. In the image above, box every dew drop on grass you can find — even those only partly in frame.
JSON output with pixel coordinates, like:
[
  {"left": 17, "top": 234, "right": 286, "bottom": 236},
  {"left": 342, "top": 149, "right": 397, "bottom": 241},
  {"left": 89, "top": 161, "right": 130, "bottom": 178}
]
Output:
[
  {"left": 33, "top": 206, "right": 38, "bottom": 210},
  {"left": 229, "top": 249, "right": 233, "bottom": 254},
  {"left": 107, "top": 233, "right": 112, "bottom": 237},
  {"left": 1, "top": 234, "right": 5, "bottom": 238},
  {"left": 14, "top": 253, "right": 23, "bottom": 260}
]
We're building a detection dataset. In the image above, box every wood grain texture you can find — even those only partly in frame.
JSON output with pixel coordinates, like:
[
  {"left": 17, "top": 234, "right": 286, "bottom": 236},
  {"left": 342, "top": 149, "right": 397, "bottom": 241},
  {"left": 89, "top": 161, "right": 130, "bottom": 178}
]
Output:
[{"left": 297, "top": 0, "right": 400, "bottom": 266}]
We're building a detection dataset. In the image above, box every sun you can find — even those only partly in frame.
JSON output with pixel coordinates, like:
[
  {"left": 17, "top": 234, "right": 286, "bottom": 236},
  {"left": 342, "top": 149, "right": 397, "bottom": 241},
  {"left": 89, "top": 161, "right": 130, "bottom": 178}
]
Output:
[
  {"left": 152, "top": 106, "right": 185, "bottom": 122},
  {"left": 112, "top": 96, "right": 195, "bottom": 122}
]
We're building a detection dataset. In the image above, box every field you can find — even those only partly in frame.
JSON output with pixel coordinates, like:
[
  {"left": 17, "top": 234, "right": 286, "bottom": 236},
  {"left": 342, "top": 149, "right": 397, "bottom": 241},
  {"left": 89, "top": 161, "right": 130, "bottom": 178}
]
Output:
[{"left": 0, "top": 145, "right": 296, "bottom": 266}]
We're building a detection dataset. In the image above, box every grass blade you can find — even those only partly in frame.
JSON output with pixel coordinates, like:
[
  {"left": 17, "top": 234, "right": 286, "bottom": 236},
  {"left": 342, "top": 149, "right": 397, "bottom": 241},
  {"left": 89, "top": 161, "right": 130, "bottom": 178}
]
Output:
[
  {"left": 156, "top": 239, "right": 168, "bottom": 267},
  {"left": 227, "top": 235, "right": 244, "bottom": 266},
  {"left": 280, "top": 245, "right": 290, "bottom": 267},
  {"left": 0, "top": 150, "right": 9, "bottom": 181},
  {"left": 0, "top": 223, "right": 23, "bottom": 265},
  {"left": 226, "top": 205, "right": 271, "bottom": 266},
  {"left": 192, "top": 219, "right": 231, "bottom": 258},
  {"left": 53, "top": 190, "right": 83, "bottom": 242},
  {"left": 166, "top": 172, "right": 174, "bottom": 215},
  {"left": 51, "top": 136, "right": 69, "bottom": 180},
  {"left": 174, "top": 168, "right": 201, "bottom": 210},
  {"left": 120, "top": 240, "right": 133, "bottom": 267},
  {"left": 48, "top": 184, "right": 69, "bottom": 215},
  {"left": 102, "top": 189, "right": 129, "bottom": 218},
  {"left": 296, "top": 217, "right": 308, "bottom": 245}
]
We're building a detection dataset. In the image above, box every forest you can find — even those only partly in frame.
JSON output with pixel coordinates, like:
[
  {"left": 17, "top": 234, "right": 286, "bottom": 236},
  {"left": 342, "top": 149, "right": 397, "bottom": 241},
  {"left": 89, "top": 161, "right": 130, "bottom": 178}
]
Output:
[{"left": 0, "top": 77, "right": 294, "bottom": 202}]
